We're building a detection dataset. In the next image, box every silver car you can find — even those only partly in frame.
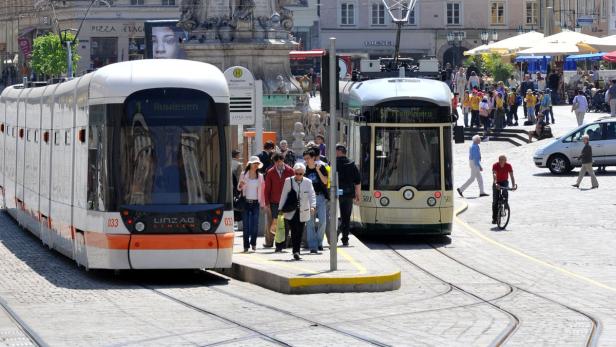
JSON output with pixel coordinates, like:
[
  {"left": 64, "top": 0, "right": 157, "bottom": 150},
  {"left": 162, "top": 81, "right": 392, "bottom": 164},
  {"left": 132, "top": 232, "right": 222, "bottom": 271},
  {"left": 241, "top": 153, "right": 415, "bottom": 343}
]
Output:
[{"left": 533, "top": 118, "right": 616, "bottom": 174}]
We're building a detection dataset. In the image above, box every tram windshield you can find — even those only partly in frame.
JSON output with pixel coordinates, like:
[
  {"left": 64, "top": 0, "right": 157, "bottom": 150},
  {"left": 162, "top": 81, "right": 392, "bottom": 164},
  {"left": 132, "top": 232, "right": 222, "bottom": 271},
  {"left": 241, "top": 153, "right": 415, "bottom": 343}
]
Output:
[
  {"left": 374, "top": 127, "right": 441, "bottom": 191},
  {"left": 119, "top": 89, "right": 223, "bottom": 205}
]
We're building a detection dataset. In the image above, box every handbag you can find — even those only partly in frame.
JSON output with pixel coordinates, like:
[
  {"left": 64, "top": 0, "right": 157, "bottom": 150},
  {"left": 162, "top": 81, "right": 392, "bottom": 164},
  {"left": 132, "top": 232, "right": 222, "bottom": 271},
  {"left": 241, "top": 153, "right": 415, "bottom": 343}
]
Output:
[
  {"left": 233, "top": 194, "right": 246, "bottom": 212},
  {"left": 280, "top": 179, "right": 300, "bottom": 213}
]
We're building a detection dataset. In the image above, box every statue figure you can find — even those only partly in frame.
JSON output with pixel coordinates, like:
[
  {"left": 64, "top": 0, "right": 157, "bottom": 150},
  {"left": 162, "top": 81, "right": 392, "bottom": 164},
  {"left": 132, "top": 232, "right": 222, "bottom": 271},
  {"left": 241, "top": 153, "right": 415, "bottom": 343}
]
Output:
[
  {"left": 178, "top": 0, "right": 202, "bottom": 31},
  {"left": 274, "top": 75, "right": 289, "bottom": 94},
  {"left": 291, "top": 122, "right": 305, "bottom": 154},
  {"left": 233, "top": 0, "right": 256, "bottom": 21}
]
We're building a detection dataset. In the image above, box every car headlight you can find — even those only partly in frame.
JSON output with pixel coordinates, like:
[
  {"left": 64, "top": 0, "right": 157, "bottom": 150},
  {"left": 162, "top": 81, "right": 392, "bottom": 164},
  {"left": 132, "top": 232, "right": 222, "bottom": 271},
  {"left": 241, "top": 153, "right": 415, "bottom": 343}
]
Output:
[{"left": 534, "top": 148, "right": 545, "bottom": 156}]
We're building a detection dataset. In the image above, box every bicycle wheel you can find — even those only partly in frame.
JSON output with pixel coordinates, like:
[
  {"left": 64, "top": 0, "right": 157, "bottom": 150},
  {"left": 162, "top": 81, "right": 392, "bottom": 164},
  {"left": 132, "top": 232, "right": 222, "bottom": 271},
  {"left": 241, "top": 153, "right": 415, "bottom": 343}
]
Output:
[{"left": 497, "top": 201, "right": 510, "bottom": 230}]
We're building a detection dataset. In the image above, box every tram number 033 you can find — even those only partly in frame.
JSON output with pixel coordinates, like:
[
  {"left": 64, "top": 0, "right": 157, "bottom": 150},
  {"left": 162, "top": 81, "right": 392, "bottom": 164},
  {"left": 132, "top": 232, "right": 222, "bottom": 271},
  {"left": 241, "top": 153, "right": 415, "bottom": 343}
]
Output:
[{"left": 107, "top": 218, "right": 120, "bottom": 228}]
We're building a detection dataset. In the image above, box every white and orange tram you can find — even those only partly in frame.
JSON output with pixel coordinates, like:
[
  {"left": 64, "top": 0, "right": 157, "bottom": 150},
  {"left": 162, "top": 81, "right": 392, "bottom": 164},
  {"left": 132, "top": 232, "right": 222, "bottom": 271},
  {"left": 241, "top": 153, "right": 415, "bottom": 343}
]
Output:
[{"left": 0, "top": 60, "right": 235, "bottom": 270}]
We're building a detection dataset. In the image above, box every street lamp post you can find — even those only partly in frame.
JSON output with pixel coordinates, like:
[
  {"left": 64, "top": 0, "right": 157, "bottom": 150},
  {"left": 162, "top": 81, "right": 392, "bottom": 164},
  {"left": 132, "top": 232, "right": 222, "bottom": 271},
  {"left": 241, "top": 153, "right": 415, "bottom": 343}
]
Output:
[
  {"left": 480, "top": 30, "right": 489, "bottom": 45},
  {"left": 447, "top": 31, "right": 463, "bottom": 68}
]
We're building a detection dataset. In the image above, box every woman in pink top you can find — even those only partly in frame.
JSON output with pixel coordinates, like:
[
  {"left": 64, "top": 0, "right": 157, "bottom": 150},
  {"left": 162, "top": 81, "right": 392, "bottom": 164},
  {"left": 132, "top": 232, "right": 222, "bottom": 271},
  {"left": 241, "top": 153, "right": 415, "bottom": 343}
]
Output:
[{"left": 238, "top": 156, "right": 266, "bottom": 252}]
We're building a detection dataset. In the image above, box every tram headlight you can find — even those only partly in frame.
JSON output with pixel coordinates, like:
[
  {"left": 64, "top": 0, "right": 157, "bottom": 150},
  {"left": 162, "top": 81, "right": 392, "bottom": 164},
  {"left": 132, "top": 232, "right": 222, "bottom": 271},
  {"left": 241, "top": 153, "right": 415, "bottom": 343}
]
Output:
[
  {"left": 380, "top": 197, "right": 390, "bottom": 206},
  {"left": 201, "top": 221, "right": 212, "bottom": 232},
  {"left": 403, "top": 189, "right": 414, "bottom": 200},
  {"left": 134, "top": 221, "right": 146, "bottom": 232},
  {"left": 427, "top": 197, "right": 437, "bottom": 207}
]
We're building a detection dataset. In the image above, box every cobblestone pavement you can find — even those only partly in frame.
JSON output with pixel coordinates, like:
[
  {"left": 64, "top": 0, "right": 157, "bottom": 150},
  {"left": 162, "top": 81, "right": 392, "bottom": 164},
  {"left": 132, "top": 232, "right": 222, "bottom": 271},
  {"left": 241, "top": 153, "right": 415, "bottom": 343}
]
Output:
[{"left": 0, "top": 106, "right": 614, "bottom": 346}]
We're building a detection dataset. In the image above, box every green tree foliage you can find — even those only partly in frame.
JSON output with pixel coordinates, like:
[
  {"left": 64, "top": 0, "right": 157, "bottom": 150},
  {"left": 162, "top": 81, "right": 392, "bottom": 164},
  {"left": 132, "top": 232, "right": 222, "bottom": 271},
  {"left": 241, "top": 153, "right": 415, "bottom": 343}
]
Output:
[
  {"left": 482, "top": 53, "right": 514, "bottom": 83},
  {"left": 31, "top": 33, "right": 80, "bottom": 78},
  {"left": 464, "top": 54, "right": 514, "bottom": 83}
]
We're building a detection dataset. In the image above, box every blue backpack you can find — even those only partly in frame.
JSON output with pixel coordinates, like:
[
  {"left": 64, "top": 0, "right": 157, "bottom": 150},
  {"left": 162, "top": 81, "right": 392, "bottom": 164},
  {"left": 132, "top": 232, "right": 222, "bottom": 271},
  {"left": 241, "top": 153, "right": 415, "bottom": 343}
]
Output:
[{"left": 516, "top": 95, "right": 523, "bottom": 106}]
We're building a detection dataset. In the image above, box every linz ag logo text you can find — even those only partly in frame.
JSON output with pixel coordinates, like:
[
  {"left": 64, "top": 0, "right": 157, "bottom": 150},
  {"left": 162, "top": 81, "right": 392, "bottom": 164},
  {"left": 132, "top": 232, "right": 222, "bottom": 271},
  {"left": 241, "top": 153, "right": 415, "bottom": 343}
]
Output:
[{"left": 153, "top": 217, "right": 195, "bottom": 224}]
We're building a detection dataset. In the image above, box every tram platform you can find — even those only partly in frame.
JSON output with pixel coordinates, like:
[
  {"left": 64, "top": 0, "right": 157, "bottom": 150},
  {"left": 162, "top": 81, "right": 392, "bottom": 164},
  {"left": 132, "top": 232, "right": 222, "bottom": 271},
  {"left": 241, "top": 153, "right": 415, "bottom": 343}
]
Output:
[{"left": 218, "top": 232, "right": 401, "bottom": 294}]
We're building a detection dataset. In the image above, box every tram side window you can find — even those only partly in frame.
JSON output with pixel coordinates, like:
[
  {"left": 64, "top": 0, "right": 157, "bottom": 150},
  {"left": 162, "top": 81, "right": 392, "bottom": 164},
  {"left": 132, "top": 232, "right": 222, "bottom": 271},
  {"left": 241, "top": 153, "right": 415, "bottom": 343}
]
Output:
[
  {"left": 374, "top": 127, "right": 441, "bottom": 191},
  {"left": 87, "top": 104, "right": 115, "bottom": 211},
  {"left": 443, "top": 127, "right": 453, "bottom": 191}
]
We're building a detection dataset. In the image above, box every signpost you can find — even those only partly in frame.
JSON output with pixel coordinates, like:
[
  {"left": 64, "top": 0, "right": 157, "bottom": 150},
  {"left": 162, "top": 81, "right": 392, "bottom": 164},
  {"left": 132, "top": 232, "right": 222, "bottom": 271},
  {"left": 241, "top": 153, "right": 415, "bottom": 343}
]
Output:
[{"left": 224, "top": 66, "right": 256, "bottom": 126}]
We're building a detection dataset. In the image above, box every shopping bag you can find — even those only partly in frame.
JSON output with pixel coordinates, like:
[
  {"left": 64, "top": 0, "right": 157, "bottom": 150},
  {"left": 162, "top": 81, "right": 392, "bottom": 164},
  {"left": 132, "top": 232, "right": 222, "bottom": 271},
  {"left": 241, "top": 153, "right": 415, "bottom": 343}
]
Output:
[{"left": 274, "top": 214, "right": 286, "bottom": 244}]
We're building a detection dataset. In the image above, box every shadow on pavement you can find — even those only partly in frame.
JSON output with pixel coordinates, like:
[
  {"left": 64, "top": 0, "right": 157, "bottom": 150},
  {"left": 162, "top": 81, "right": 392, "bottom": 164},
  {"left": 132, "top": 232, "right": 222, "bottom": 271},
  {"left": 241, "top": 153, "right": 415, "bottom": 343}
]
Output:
[
  {"left": 0, "top": 211, "right": 230, "bottom": 290},
  {"left": 533, "top": 171, "right": 616, "bottom": 177},
  {"left": 359, "top": 234, "right": 452, "bottom": 250}
]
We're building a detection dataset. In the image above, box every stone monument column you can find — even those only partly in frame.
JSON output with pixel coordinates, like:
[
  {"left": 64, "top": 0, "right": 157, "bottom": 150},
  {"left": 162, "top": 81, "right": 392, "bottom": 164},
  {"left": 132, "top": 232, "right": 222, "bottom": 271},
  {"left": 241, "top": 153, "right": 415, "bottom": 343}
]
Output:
[{"left": 178, "top": 0, "right": 308, "bottom": 142}]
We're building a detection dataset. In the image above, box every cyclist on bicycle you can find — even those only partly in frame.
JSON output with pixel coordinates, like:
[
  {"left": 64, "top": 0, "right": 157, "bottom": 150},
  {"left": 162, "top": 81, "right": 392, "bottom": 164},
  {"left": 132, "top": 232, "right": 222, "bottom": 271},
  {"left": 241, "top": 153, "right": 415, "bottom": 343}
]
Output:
[{"left": 492, "top": 155, "right": 517, "bottom": 224}]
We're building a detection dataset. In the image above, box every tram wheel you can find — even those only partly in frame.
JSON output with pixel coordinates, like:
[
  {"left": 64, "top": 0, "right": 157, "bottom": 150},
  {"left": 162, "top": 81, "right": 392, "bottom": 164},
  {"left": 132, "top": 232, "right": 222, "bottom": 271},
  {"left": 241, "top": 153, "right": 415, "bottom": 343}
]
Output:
[{"left": 496, "top": 202, "right": 510, "bottom": 230}]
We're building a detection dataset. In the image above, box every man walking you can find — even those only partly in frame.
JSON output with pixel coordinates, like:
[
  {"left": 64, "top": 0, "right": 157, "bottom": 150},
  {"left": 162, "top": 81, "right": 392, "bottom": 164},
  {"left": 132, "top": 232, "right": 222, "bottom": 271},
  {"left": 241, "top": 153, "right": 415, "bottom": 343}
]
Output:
[
  {"left": 264, "top": 153, "right": 294, "bottom": 249},
  {"left": 606, "top": 79, "right": 616, "bottom": 117},
  {"left": 572, "top": 135, "right": 599, "bottom": 189},
  {"left": 457, "top": 135, "right": 489, "bottom": 198},
  {"left": 336, "top": 144, "right": 361, "bottom": 247}
]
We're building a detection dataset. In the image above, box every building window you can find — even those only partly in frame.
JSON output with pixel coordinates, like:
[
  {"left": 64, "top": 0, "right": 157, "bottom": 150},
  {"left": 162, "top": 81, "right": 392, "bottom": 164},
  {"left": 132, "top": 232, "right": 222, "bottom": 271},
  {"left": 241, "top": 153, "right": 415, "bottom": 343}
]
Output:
[
  {"left": 340, "top": 2, "right": 356, "bottom": 26},
  {"left": 446, "top": 2, "right": 461, "bottom": 25},
  {"left": 371, "top": 3, "right": 386, "bottom": 25},
  {"left": 408, "top": 8, "right": 417, "bottom": 25},
  {"left": 129, "top": 38, "right": 146, "bottom": 60},
  {"left": 130, "top": 0, "right": 144, "bottom": 5},
  {"left": 91, "top": 37, "right": 118, "bottom": 69},
  {"left": 490, "top": 1, "right": 505, "bottom": 25},
  {"left": 162, "top": 0, "right": 176, "bottom": 5},
  {"left": 525, "top": 0, "right": 538, "bottom": 25}
]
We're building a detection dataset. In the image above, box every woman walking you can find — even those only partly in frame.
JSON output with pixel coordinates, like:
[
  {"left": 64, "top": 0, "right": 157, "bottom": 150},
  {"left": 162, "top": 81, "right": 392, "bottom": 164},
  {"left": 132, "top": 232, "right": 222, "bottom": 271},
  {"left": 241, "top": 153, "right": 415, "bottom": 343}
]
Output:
[
  {"left": 571, "top": 89, "right": 589, "bottom": 126},
  {"left": 479, "top": 96, "right": 491, "bottom": 137},
  {"left": 237, "top": 156, "right": 266, "bottom": 253},
  {"left": 279, "top": 163, "right": 316, "bottom": 260},
  {"left": 303, "top": 148, "right": 329, "bottom": 254}
]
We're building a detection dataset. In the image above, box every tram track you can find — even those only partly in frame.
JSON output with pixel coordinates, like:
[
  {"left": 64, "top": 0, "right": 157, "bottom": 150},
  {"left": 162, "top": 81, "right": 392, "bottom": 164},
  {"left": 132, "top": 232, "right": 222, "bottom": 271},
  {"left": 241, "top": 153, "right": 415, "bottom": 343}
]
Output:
[
  {"left": 141, "top": 282, "right": 392, "bottom": 347},
  {"left": 385, "top": 244, "right": 520, "bottom": 347},
  {"left": 0, "top": 296, "right": 47, "bottom": 347},
  {"left": 428, "top": 244, "right": 601, "bottom": 347},
  {"left": 386, "top": 243, "right": 602, "bottom": 347}
]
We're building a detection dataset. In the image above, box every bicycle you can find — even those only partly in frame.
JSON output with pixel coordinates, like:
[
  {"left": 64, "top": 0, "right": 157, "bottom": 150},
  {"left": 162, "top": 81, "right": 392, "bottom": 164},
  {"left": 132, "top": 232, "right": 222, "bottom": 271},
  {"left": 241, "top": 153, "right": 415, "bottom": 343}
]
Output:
[{"left": 495, "top": 184, "right": 517, "bottom": 230}]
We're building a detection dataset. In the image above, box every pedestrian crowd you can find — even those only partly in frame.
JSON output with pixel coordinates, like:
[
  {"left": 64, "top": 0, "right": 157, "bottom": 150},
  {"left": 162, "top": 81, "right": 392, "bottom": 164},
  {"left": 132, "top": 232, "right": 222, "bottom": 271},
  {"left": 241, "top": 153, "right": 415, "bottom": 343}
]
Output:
[{"left": 233, "top": 138, "right": 361, "bottom": 261}]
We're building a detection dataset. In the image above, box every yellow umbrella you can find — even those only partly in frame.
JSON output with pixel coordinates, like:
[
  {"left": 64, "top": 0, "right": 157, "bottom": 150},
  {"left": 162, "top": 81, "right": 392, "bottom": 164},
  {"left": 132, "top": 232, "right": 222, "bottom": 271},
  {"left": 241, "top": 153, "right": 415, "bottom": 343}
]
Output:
[{"left": 576, "top": 42, "right": 599, "bottom": 54}]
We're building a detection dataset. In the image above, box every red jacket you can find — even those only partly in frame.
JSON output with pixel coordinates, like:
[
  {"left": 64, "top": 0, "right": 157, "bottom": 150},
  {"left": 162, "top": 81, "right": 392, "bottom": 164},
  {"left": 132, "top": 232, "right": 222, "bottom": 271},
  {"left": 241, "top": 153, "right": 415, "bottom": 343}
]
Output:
[{"left": 264, "top": 164, "right": 294, "bottom": 205}]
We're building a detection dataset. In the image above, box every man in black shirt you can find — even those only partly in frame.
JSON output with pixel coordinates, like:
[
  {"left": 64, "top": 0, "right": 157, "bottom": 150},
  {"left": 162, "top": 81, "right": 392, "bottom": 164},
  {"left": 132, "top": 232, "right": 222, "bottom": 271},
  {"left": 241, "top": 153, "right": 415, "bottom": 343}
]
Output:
[
  {"left": 257, "top": 140, "right": 275, "bottom": 175},
  {"left": 304, "top": 147, "right": 329, "bottom": 253},
  {"left": 518, "top": 74, "right": 534, "bottom": 118},
  {"left": 335, "top": 144, "right": 361, "bottom": 246}
]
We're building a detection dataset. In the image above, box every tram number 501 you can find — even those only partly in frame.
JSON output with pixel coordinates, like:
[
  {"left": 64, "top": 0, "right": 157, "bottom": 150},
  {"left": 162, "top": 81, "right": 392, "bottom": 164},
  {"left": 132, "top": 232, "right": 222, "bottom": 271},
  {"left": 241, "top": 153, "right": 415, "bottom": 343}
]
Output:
[{"left": 107, "top": 218, "right": 119, "bottom": 228}]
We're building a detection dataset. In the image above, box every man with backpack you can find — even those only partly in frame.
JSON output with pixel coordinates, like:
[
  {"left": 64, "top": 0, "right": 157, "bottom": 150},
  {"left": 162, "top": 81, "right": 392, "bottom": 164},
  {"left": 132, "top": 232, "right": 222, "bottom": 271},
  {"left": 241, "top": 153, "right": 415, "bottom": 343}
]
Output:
[{"left": 335, "top": 144, "right": 361, "bottom": 247}]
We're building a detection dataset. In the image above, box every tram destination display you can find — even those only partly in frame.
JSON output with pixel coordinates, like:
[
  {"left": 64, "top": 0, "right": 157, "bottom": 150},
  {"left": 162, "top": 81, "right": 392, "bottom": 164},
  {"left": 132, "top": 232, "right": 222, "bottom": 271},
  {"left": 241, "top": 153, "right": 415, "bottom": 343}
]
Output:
[{"left": 373, "top": 100, "right": 451, "bottom": 123}]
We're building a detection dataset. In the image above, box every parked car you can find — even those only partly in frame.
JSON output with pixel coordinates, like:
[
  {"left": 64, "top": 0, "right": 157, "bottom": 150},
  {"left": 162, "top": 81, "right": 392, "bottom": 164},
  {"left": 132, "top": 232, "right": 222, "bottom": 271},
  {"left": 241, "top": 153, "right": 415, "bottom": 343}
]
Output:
[{"left": 533, "top": 117, "right": 616, "bottom": 174}]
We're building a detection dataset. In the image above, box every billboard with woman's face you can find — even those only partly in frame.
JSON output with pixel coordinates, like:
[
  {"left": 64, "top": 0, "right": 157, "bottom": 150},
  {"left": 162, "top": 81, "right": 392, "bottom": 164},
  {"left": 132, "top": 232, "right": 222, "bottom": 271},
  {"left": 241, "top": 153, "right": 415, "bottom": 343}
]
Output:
[{"left": 144, "top": 20, "right": 187, "bottom": 59}]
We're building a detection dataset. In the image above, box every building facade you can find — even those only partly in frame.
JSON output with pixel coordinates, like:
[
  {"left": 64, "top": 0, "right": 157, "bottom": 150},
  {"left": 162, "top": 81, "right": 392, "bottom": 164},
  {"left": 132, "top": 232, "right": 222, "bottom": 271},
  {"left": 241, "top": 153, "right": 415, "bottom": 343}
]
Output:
[{"left": 320, "top": 0, "right": 613, "bottom": 66}]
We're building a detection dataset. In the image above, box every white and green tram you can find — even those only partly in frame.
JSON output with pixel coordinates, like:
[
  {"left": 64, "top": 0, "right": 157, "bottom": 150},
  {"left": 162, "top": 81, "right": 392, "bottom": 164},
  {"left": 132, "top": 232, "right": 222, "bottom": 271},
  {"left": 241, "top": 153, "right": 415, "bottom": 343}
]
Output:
[{"left": 339, "top": 78, "right": 454, "bottom": 235}]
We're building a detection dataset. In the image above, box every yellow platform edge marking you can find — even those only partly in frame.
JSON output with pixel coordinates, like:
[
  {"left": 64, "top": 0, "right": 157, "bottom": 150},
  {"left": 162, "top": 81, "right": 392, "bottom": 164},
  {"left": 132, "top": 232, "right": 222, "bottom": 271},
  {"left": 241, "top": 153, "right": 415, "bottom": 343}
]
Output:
[
  {"left": 339, "top": 248, "right": 369, "bottom": 275},
  {"left": 454, "top": 201, "right": 616, "bottom": 293},
  {"left": 288, "top": 271, "right": 401, "bottom": 288}
]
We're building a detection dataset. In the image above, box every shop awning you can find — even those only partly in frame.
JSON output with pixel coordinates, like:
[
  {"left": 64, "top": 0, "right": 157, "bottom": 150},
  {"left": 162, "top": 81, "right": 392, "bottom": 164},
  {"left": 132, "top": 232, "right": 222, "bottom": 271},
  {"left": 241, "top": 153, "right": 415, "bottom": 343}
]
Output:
[
  {"left": 289, "top": 49, "right": 326, "bottom": 60},
  {"left": 565, "top": 53, "right": 605, "bottom": 62},
  {"left": 514, "top": 55, "right": 552, "bottom": 62},
  {"left": 602, "top": 50, "right": 616, "bottom": 63}
]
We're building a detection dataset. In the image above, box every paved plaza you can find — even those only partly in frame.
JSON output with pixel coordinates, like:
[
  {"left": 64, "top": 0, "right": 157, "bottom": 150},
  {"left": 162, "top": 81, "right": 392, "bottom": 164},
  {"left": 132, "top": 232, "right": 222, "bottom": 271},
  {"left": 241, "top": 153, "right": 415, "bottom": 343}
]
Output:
[{"left": 0, "top": 106, "right": 615, "bottom": 346}]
